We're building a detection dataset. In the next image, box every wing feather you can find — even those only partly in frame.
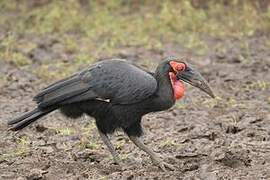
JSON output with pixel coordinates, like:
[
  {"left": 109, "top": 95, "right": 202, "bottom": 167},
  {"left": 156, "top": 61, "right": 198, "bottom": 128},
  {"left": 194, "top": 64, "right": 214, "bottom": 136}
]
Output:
[{"left": 34, "top": 59, "right": 157, "bottom": 108}]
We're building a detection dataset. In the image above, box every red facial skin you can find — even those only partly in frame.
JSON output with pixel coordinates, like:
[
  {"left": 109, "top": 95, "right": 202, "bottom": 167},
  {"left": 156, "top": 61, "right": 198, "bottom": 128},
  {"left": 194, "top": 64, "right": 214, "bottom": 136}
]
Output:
[
  {"left": 169, "top": 72, "right": 185, "bottom": 100},
  {"left": 169, "top": 61, "right": 186, "bottom": 100}
]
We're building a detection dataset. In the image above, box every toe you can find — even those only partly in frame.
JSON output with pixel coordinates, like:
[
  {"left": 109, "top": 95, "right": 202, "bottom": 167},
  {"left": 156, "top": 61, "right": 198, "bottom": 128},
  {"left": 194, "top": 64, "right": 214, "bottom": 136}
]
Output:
[
  {"left": 164, "top": 162, "right": 175, "bottom": 171},
  {"left": 158, "top": 163, "right": 167, "bottom": 172},
  {"left": 151, "top": 158, "right": 175, "bottom": 171}
]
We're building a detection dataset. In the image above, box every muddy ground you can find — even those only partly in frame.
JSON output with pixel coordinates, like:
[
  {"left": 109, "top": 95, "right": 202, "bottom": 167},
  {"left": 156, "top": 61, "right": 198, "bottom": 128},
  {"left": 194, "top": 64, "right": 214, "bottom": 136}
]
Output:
[{"left": 0, "top": 33, "right": 270, "bottom": 180}]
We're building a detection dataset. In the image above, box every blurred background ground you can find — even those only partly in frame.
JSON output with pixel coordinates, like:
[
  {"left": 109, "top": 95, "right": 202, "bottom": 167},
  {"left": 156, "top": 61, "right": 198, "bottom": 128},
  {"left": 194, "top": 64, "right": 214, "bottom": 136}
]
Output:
[{"left": 0, "top": 0, "right": 270, "bottom": 179}]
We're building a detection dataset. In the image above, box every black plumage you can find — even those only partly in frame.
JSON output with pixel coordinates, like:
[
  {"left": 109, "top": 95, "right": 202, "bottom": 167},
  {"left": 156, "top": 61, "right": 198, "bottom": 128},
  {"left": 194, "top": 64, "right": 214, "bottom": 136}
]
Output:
[
  {"left": 8, "top": 57, "right": 214, "bottom": 171},
  {"left": 35, "top": 59, "right": 157, "bottom": 107},
  {"left": 9, "top": 59, "right": 172, "bottom": 134}
]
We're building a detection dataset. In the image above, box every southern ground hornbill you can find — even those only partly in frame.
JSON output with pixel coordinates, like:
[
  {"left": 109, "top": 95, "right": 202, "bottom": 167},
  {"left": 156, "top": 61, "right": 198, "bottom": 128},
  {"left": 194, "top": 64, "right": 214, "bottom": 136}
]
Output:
[{"left": 8, "top": 56, "right": 214, "bottom": 171}]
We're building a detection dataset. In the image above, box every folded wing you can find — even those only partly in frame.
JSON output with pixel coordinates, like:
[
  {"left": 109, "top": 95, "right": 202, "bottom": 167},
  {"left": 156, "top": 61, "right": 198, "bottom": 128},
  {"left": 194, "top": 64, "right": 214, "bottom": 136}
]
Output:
[{"left": 34, "top": 59, "right": 157, "bottom": 109}]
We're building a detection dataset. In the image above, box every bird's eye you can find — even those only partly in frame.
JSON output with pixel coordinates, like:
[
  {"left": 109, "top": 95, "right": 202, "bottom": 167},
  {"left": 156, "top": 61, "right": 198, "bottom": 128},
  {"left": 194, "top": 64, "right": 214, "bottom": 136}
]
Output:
[
  {"left": 176, "top": 63, "right": 186, "bottom": 72},
  {"left": 176, "top": 65, "right": 184, "bottom": 71},
  {"left": 169, "top": 61, "right": 186, "bottom": 72}
]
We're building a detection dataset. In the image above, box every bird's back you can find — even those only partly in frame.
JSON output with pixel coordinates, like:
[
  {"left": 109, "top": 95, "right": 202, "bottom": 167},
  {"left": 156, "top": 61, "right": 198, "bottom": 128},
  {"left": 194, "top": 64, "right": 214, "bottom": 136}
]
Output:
[{"left": 34, "top": 59, "right": 158, "bottom": 108}]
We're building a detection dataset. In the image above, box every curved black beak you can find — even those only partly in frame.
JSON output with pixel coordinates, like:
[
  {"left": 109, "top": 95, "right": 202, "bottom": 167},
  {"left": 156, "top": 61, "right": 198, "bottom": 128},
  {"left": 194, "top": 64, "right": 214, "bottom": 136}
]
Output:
[{"left": 177, "top": 66, "right": 215, "bottom": 98}]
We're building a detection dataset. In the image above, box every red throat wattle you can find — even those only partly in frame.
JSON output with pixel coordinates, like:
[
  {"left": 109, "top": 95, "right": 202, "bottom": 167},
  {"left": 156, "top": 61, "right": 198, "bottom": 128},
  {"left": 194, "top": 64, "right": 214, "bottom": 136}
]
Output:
[{"left": 169, "top": 72, "right": 185, "bottom": 100}]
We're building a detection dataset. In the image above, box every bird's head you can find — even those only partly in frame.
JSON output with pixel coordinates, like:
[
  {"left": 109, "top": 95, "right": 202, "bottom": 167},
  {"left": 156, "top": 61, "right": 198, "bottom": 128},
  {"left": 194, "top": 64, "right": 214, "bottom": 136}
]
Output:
[{"left": 158, "top": 56, "right": 215, "bottom": 100}]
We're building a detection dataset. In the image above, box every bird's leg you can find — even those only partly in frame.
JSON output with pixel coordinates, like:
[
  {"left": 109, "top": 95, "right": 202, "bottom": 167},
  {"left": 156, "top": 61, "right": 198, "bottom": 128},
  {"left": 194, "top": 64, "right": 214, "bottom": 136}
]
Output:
[
  {"left": 98, "top": 130, "right": 121, "bottom": 165},
  {"left": 128, "top": 135, "right": 175, "bottom": 171}
]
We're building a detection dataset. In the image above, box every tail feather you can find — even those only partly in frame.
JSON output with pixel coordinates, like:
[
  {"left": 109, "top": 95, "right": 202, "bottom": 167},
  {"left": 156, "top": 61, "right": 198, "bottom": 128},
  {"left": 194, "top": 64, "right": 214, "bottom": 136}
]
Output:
[
  {"left": 8, "top": 108, "right": 54, "bottom": 131},
  {"left": 8, "top": 108, "right": 39, "bottom": 125}
]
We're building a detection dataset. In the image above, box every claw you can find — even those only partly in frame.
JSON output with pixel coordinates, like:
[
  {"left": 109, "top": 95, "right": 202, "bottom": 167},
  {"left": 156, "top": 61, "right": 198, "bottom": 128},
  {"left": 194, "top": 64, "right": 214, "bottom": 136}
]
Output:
[
  {"left": 163, "top": 162, "right": 175, "bottom": 171},
  {"left": 128, "top": 136, "right": 175, "bottom": 171},
  {"left": 151, "top": 157, "right": 175, "bottom": 171}
]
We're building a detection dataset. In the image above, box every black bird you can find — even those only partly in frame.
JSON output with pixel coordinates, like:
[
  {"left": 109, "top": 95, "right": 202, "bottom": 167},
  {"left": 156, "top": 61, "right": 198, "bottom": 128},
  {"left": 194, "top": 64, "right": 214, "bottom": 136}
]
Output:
[{"left": 8, "top": 56, "right": 214, "bottom": 171}]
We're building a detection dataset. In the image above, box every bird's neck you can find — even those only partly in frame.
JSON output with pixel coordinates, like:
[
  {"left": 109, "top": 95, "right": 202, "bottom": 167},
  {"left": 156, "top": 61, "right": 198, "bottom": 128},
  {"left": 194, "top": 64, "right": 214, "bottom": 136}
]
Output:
[
  {"left": 149, "top": 72, "right": 176, "bottom": 111},
  {"left": 136, "top": 72, "right": 176, "bottom": 115},
  {"left": 155, "top": 73, "right": 174, "bottom": 96}
]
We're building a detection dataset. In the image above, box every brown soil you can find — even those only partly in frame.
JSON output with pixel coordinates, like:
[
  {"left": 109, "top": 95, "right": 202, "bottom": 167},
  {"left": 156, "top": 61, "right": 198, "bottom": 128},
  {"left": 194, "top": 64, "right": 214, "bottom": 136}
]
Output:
[{"left": 0, "top": 34, "right": 270, "bottom": 180}]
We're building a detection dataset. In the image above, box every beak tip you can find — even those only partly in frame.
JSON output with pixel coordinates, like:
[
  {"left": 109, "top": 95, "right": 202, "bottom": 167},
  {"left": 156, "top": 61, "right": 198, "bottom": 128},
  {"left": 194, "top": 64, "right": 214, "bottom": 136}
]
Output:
[
  {"left": 178, "top": 66, "right": 215, "bottom": 99},
  {"left": 207, "top": 90, "right": 215, "bottom": 99},
  {"left": 201, "top": 84, "right": 215, "bottom": 99}
]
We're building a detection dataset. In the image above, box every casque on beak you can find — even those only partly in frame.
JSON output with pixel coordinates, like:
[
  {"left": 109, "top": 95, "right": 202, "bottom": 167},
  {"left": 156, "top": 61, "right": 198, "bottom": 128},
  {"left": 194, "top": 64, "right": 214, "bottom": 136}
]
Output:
[{"left": 176, "top": 66, "right": 215, "bottom": 98}]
